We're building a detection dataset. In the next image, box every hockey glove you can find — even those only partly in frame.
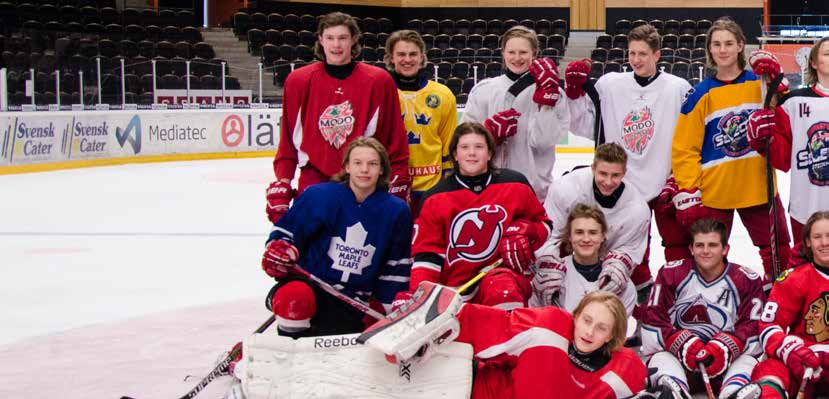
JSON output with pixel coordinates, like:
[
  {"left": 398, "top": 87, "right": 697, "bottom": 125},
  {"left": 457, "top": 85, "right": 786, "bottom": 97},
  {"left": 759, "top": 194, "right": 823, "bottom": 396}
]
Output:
[
  {"left": 696, "top": 332, "right": 743, "bottom": 378},
  {"left": 747, "top": 108, "right": 776, "bottom": 154},
  {"left": 265, "top": 180, "right": 294, "bottom": 224},
  {"left": 531, "top": 255, "right": 566, "bottom": 306},
  {"left": 564, "top": 59, "right": 591, "bottom": 99},
  {"left": 388, "top": 174, "right": 411, "bottom": 203},
  {"left": 598, "top": 252, "right": 631, "bottom": 296},
  {"left": 529, "top": 57, "right": 560, "bottom": 107},
  {"left": 666, "top": 329, "right": 705, "bottom": 372},
  {"left": 655, "top": 175, "right": 678, "bottom": 214},
  {"left": 484, "top": 109, "right": 521, "bottom": 145},
  {"left": 262, "top": 239, "right": 299, "bottom": 279},
  {"left": 776, "top": 335, "right": 820, "bottom": 380},
  {"left": 749, "top": 50, "right": 788, "bottom": 92},
  {"left": 672, "top": 188, "right": 707, "bottom": 230},
  {"left": 498, "top": 219, "right": 544, "bottom": 274}
]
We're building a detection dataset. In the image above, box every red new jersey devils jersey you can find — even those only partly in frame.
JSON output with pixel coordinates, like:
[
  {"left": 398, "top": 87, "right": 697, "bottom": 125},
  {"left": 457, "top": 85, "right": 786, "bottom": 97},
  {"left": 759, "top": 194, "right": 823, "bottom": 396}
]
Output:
[{"left": 411, "top": 169, "right": 551, "bottom": 288}]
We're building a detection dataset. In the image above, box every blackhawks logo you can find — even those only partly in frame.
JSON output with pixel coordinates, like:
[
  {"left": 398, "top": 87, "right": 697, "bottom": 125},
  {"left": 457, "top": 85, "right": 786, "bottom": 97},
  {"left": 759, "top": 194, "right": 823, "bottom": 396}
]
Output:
[
  {"left": 621, "top": 106, "right": 655, "bottom": 154},
  {"left": 318, "top": 101, "right": 355, "bottom": 149}
]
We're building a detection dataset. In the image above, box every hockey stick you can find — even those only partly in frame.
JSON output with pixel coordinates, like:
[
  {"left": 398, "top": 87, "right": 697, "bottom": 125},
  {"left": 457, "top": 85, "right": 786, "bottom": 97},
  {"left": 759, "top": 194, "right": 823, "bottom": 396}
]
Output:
[
  {"left": 456, "top": 259, "right": 503, "bottom": 294},
  {"left": 290, "top": 265, "right": 386, "bottom": 320},
  {"left": 762, "top": 72, "right": 785, "bottom": 282},
  {"left": 698, "top": 363, "right": 715, "bottom": 399},
  {"left": 796, "top": 367, "right": 815, "bottom": 399}
]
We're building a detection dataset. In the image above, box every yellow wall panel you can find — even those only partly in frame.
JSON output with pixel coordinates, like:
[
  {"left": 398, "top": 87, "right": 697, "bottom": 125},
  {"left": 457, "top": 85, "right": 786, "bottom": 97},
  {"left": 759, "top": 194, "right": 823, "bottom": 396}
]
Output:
[{"left": 606, "top": 0, "right": 760, "bottom": 7}]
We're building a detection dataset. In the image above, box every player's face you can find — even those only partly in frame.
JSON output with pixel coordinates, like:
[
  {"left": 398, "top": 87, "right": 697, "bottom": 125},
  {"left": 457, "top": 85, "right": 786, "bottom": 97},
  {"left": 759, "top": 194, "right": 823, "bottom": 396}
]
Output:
[
  {"left": 345, "top": 146, "right": 382, "bottom": 193},
  {"left": 690, "top": 232, "right": 729, "bottom": 273},
  {"left": 319, "top": 25, "right": 356, "bottom": 66},
  {"left": 810, "top": 41, "right": 829, "bottom": 83},
  {"left": 591, "top": 160, "right": 625, "bottom": 196},
  {"left": 806, "top": 219, "right": 829, "bottom": 267},
  {"left": 391, "top": 40, "right": 424, "bottom": 78},
  {"left": 804, "top": 299, "right": 827, "bottom": 335},
  {"left": 628, "top": 40, "right": 659, "bottom": 78},
  {"left": 574, "top": 302, "right": 615, "bottom": 353},
  {"left": 454, "top": 133, "right": 491, "bottom": 176},
  {"left": 709, "top": 30, "right": 743, "bottom": 71},
  {"left": 502, "top": 37, "right": 534, "bottom": 75},
  {"left": 569, "top": 217, "right": 605, "bottom": 261}
]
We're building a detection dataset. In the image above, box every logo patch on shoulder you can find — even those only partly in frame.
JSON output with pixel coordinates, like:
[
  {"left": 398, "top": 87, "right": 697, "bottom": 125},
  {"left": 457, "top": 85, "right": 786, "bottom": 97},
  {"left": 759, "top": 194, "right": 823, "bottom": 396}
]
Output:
[
  {"left": 425, "top": 94, "right": 440, "bottom": 109},
  {"left": 776, "top": 268, "right": 793, "bottom": 282},
  {"left": 665, "top": 260, "right": 684, "bottom": 268}
]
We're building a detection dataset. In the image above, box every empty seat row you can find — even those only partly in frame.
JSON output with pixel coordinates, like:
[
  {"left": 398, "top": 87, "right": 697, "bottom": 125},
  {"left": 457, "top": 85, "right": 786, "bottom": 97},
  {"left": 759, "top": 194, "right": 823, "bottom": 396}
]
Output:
[
  {"left": 234, "top": 12, "right": 394, "bottom": 36},
  {"left": 56, "top": 38, "right": 215, "bottom": 61},
  {"left": 614, "top": 18, "right": 712, "bottom": 36},
  {"left": 0, "top": 4, "right": 196, "bottom": 29},
  {"left": 408, "top": 18, "right": 568, "bottom": 38},
  {"left": 590, "top": 47, "right": 707, "bottom": 63}
]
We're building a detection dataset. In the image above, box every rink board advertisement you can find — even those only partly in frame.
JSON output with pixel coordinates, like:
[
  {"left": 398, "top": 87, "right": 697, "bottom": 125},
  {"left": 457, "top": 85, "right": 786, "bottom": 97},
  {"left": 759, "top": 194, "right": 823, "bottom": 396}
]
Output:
[{"left": 0, "top": 109, "right": 280, "bottom": 167}]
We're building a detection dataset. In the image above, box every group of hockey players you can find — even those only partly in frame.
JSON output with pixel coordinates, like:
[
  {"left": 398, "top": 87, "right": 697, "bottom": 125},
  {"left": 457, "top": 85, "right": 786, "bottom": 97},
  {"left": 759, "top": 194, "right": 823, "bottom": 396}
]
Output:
[{"left": 250, "top": 9, "right": 829, "bottom": 399}]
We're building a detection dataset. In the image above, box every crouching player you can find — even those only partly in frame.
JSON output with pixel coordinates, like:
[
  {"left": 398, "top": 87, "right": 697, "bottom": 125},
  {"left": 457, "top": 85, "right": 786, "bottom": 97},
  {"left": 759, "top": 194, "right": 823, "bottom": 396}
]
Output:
[
  {"left": 360, "top": 287, "right": 646, "bottom": 399},
  {"left": 639, "top": 219, "right": 765, "bottom": 399},
  {"left": 260, "top": 137, "right": 413, "bottom": 338}
]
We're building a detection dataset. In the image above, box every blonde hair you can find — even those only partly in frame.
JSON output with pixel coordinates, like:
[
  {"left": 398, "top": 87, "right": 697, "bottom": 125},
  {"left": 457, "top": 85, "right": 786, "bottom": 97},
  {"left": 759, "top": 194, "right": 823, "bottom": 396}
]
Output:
[
  {"left": 628, "top": 24, "right": 661, "bottom": 52},
  {"left": 561, "top": 203, "right": 607, "bottom": 256},
  {"left": 704, "top": 17, "right": 747, "bottom": 70},
  {"left": 314, "top": 12, "right": 361, "bottom": 62},
  {"left": 331, "top": 137, "right": 391, "bottom": 191},
  {"left": 384, "top": 29, "right": 427, "bottom": 71},
  {"left": 572, "top": 291, "right": 628, "bottom": 354},
  {"left": 805, "top": 37, "right": 829, "bottom": 86},
  {"left": 801, "top": 211, "right": 829, "bottom": 264},
  {"left": 500, "top": 25, "right": 539, "bottom": 55},
  {"left": 593, "top": 142, "right": 628, "bottom": 168}
]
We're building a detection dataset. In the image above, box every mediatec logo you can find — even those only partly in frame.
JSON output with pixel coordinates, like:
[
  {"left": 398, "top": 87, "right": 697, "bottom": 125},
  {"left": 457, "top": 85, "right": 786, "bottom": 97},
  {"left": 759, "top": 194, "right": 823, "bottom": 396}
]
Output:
[{"left": 116, "top": 115, "right": 142, "bottom": 154}]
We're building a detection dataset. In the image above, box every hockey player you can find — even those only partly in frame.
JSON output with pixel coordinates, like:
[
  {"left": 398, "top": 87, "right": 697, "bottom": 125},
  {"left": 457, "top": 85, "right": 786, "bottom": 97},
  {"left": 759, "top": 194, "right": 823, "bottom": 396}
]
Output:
[
  {"left": 639, "top": 218, "right": 765, "bottom": 399},
  {"left": 409, "top": 122, "right": 551, "bottom": 310},
  {"left": 532, "top": 203, "right": 637, "bottom": 316},
  {"left": 461, "top": 25, "right": 570, "bottom": 201},
  {"left": 746, "top": 37, "right": 829, "bottom": 267},
  {"left": 266, "top": 12, "right": 411, "bottom": 224},
  {"left": 671, "top": 18, "right": 791, "bottom": 280},
  {"left": 534, "top": 142, "right": 650, "bottom": 302},
  {"left": 565, "top": 24, "right": 694, "bottom": 302},
  {"left": 361, "top": 286, "right": 646, "bottom": 399},
  {"left": 730, "top": 211, "right": 829, "bottom": 399},
  {"left": 385, "top": 29, "right": 457, "bottom": 210},
  {"left": 260, "top": 137, "right": 412, "bottom": 338}
]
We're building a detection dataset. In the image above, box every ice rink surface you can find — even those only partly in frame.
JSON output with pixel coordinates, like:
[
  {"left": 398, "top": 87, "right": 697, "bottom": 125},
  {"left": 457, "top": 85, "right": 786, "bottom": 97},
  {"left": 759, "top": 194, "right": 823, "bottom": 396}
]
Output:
[{"left": 0, "top": 153, "right": 790, "bottom": 398}]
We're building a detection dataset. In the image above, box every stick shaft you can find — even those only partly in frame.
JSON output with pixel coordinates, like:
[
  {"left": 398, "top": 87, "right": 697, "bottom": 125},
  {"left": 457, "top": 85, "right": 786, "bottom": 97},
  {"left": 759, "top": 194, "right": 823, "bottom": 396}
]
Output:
[
  {"left": 291, "top": 266, "right": 385, "bottom": 320},
  {"left": 698, "top": 363, "right": 715, "bottom": 399}
]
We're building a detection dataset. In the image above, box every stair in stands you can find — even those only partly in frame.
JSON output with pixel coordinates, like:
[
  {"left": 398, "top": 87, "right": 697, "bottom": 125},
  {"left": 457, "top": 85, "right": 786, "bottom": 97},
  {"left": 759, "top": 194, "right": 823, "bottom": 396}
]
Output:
[{"left": 201, "top": 27, "right": 282, "bottom": 102}]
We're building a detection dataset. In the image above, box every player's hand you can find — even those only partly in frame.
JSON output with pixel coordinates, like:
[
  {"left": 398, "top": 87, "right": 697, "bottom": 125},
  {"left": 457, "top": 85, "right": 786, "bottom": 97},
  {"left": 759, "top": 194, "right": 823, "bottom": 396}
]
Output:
[
  {"left": 749, "top": 50, "right": 788, "bottom": 93},
  {"left": 565, "top": 59, "right": 591, "bottom": 99},
  {"left": 484, "top": 109, "right": 521, "bottom": 144},
  {"left": 499, "top": 234, "right": 534, "bottom": 274},
  {"left": 531, "top": 255, "right": 566, "bottom": 306},
  {"left": 529, "top": 58, "right": 560, "bottom": 107},
  {"left": 598, "top": 252, "right": 630, "bottom": 295},
  {"left": 266, "top": 180, "right": 294, "bottom": 224},
  {"left": 655, "top": 175, "right": 678, "bottom": 214},
  {"left": 747, "top": 109, "right": 776, "bottom": 153},
  {"left": 262, "top": 239, "right": 299, "bottom": 279},
  {"left": 672, "top": 188, "right": 707, "bottom": 229},
  {"left": 388, "top": 174, "right": 411, "bottom": 203},
  {"left": 696, "top": 332, "right": 742, "bottom": 378},
  {"left": 777, "top": 335, "right": 820, "bottom": 379},
  {"left": 666, "top": 329, "right": 706, "bottom": 371}
]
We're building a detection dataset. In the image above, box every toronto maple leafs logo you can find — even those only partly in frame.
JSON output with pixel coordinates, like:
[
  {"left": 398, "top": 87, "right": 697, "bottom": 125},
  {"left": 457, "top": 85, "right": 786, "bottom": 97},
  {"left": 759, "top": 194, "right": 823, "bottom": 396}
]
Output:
[
  {"left": 447, "top": 205, "right": 507, "bottom": 264},
  {"left": 795, "top": 122, "right": 829, "bottom": 186},
  {"left": 328, "top": 222, "right": 376, "bottom": 282},
  {"left": 621, "top": 106, "right": 655, "bottom": 154},
  {"left": 713, "top": 110, "right": 751, "bottom": 157},
  {"left": 318, "top": 101, "right": 355, "bottom": 149}
]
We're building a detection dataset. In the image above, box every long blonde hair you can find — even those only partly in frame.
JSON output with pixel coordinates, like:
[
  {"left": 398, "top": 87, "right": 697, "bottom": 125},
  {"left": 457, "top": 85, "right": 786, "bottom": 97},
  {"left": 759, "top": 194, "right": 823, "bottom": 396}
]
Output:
[
  {"left": 572, "top": 291, "right": 627, "bottom": 354},
  {"left": 805, "top": 37, "right": 829, "bottom": 87}
]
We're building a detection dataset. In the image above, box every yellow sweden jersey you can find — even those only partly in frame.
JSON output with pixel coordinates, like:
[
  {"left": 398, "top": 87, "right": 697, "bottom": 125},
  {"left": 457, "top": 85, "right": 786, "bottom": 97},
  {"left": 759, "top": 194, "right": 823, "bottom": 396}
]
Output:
[{"left": 399, "top": 80, "right": 457, "bottom": 193}]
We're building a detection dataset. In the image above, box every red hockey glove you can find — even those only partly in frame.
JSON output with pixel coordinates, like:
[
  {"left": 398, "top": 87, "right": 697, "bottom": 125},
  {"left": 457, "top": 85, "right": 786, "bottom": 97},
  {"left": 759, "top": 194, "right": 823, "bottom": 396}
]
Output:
[
  {"left": 484, "top": 108, "right": 521, "bottom": 144},
  {"left": 776, "top": 335, "right": 820, "bottom": 380},
  {"left": 655, "top": 175, "right": 678, "bottom": 214},
  {"left": 696, "top": 332, "right": 743, "bottom": 378},
  {"left": 598, "top": 252, "right": 631, "bottom": 295},
  {"left": 499, "top": 221, "right": 537, "bottom": 274},
  {"left": 531, "top": 255, "right": 566, "bottom": 306},
  {"left": 749, "top": 50, "right": 789, "bottom": 93},
  {"left": 672, "top": 188, "right": 706, "bottom": 229},
  {"left": 565, "top": 59, "right": 591, "bottom": 99},
  {"left": 747, "top": 109, "right": 776, "bottom": 154},
  {"left": 262, "top": 239, "right": 299, "bottom": 279},
  {"left": 388, "top": 174, "right": 411, "bottom": 203},
  {"left": 265, "top": 180, "right": 294, "bottom": 224},
  {"left": 529, "top": 58, "right": 560, "bottom": 107},
  {"left": 666, "top": 329, "right": 705, "bottom": 371}
]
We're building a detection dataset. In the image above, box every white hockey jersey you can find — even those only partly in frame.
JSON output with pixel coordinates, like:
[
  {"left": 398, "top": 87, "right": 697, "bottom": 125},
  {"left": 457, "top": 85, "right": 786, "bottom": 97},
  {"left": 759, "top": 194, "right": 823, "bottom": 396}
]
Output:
[
  {"left": 569, "top": 72, "right": 692, "bottom": 201},
  {"left": 536, "top": 167, "right": 651, "bottom": 268},
  {"left": 462, "top": 74, "right": 570, "bottom": 200},
  {"left": 556, "top": 255, "right": 637, "bottom": 316}
]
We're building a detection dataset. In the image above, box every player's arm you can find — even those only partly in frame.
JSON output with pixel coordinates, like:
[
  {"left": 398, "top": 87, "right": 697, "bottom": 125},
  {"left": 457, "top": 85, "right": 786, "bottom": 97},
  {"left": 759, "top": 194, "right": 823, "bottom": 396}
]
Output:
[
  {"left": 538, "top": 179, "right": 572, "bottom": 256},
  {"left": 439, "top": 91, "right": 458, "bottom": 175},
  {"left": 373, "top": 206, "right": 414, "bottom": 312},
  {"left": 598, "top": 204, "right": 650, "bottom": 295},
  {"left": 410, "top": 194, "right": 446, "bottom": 290},
  {"left": 671, "top": 94, "right": 705, "bottom": 191},
  {"left": 376, "top": 74, "right": 412, "bottom": 199},
  {"left": 566, "top": 71, "right": 603, "bottom": 141},
  {"left": 768, "top": 104, "right": 794, "bottom": 171},
  {"left": 641, "top": 267, "right": 693, "bottom": 358},
  {"left": 459, "top": 80, "right": 489, "bottom": 124},
  {"left": 732, "top": 267, "right": 765, "bottom": 352},
  {"left": 588, "top": 351, "right": 648, "bottom": 399},
  {"left": 527, "top": 87, "right": 570, "bottom": 150},
  {"left": 262, "top": 187, "right": 325, "bottom": 278},
  {"left": 273, "top": 72, "right": 306, "bottom": 182}
]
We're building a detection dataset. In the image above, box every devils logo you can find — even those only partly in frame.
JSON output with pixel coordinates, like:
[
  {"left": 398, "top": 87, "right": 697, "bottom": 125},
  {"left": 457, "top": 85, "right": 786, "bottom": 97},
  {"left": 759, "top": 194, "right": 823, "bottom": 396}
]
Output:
[{"left": 447, "top": 205, "right": 508, "bottom": 264}]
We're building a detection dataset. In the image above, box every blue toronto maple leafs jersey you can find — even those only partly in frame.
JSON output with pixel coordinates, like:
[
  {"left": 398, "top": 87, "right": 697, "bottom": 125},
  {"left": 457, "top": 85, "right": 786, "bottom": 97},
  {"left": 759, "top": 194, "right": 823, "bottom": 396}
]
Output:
[{"left": 267, "top": 182, "right": 413, "bottom": 306}]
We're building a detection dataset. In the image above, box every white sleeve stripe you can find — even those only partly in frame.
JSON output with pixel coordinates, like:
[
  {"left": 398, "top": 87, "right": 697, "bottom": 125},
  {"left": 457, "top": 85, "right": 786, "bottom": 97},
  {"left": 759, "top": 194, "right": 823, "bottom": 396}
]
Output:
[
  {"left": 600, "top": 371, "right": 634, "bottom": 399},
  {"left": 475, "top": 327, "right": 568, "bottom": 359},
  {"left": 760, "top": 325, "right": 783, "bottom": 349},
  {"left": 378, "top": 275, "right": 410, "bottom": 283},
  {"left": 270, "top": 225, "right": 294, "bottom": 238},
  {"left": 387, "top": 258, "right": 413, "bottom": 267},
  {"left": 292, "top": 107, "right": 309, "bottom": 168},
  {"left": 413, "top": 261, "right": 442, "bottom": 272},
  {"left": 364, "top": 107, "right": 379, "bottom": 137}
]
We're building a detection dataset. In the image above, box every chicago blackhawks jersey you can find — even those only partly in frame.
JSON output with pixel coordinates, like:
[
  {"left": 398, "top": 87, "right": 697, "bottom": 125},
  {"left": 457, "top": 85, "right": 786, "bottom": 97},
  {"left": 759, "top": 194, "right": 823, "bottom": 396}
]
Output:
[
  {"left": 411, "top": 169, "right": 551, "bottom": 289},
  {"left": 462, "top": 74, "right": 570, "bottom": 200},
  {"left": 641, "top": 259, "right": 765, "bottom": 357},
  {"left": 569, "top": 72, "right": 692, "bottom": 201},
  {"left": 267, "top": 182, "right": 412, "bottom": 307},
  {"left": 273, "top": 62, "right": 409, "bottom": 188},
  {"left": 398, "top": 80, "right": 457, "bottom": 194},
  {"left": 557, "top": 255, "right": 637, "bottom": 316}
]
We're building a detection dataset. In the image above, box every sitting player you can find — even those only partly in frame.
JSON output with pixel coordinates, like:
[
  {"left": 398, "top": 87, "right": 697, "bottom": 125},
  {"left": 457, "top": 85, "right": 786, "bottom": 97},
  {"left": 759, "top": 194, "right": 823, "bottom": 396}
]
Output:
[
  {"left": 531, "top": 203, "right": 637, "bottom": 316},
  {"left": 639, "top": 219, "right": 765, "bottom": 399},
  {"left": 360, "top": 287, "right": 646, "bottom": 399},
  {"left": 731, "top": 211, "right": 829, "bottom": 399},
  {"left": 409, "top": 122, "right": 551, "bottom": 310},
  {"left": 260, "top": 137, "right": 412, "bottom": 338}
]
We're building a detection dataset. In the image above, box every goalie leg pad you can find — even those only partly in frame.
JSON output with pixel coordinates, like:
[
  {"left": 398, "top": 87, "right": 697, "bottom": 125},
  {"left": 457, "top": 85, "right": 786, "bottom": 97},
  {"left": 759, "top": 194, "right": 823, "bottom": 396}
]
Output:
[
  {"left": 475, "top": 268, "right": 531, "bottom": 310},
  {"left": 269, "top": 281, "right": 316, "bottom": 334}
]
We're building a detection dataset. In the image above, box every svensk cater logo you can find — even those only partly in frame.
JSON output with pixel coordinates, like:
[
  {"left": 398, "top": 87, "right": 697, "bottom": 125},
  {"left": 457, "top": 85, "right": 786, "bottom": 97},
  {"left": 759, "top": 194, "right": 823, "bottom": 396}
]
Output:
[
  {"left": 221, "top": 115, "right": 244, "bottom": 147},
  {"left": 115, "top": 115, "right": 141, "bottom": 154}
]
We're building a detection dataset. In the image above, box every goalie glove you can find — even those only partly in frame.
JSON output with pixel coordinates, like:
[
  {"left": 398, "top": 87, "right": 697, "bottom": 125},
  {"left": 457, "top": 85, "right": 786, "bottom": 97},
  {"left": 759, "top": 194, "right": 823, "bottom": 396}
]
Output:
[
  {"left": 665, "top": 329, "right": 705, "bottom": 372},
  {"left": 696, "top": 332, "right": 743, "bottom": 378},
  {"left": 531, "top": 255, "right": 566, "bottom": 306},
  {"left": 598, "top": 252, "right": 632, "bottom": 295}
]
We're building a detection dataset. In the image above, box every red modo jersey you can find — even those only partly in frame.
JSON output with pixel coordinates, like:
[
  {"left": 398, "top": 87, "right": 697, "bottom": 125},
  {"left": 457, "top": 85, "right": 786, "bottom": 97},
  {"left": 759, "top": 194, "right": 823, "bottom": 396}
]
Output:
[
  {"left": 411, "top": 169, "right": 551, "bottom": 288},
  {"left": 273, "top": 62, "right": 409, "bottom": 186}
]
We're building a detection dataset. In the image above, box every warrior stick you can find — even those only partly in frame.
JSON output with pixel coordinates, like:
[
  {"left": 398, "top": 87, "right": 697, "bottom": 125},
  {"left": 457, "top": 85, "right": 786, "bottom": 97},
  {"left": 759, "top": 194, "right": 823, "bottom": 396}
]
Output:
[
  {"left": 762, "top": 72, "right": 785, "bottom": 282},
  {"left": 698, "top": 363, "right": 715, "bottom": 399},
  {"left": 457, "top": 259, "right": 503, "bottom": 294},
  {"left": 290, "top": 265, "right": 386, "bottom": 320}
]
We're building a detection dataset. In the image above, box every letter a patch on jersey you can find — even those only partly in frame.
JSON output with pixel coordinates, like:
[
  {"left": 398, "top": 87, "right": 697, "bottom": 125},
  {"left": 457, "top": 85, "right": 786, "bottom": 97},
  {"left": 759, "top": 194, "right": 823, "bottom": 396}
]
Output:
[{"left": 446, "top": 205, "right": 507, "bottom": 264}]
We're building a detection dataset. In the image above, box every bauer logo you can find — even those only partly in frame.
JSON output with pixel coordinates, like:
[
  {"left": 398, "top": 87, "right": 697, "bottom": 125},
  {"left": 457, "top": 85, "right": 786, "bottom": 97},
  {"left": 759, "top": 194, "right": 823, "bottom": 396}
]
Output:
[
  {"left": 115, "top": 115, "right": 142, "bottom": 154},
  {"left": 220, "top": 113, "right": 276, "bottom": 148},
  {"left": 447, "top": 205, "right": 507, "bottom": 264}
]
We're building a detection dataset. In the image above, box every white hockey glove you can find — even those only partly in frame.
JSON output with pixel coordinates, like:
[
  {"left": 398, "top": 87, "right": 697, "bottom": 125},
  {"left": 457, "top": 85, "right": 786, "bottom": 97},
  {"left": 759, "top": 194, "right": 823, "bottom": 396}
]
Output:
[
  {"left": 598, "top": 252, "right": 631, "bottom": 295},
  {"left": 531, "top": 255, "right": 566, "bottom": 306}
]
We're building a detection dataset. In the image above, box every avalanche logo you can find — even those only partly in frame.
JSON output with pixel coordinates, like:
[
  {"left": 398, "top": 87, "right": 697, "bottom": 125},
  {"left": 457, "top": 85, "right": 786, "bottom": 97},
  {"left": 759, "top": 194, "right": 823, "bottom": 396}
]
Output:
[
  {"left": 675, "top": 295, "right": 729, "bottom": 340},
  {"left": 713, "top": 110, "right": 751, "bottom": 157},
  {"left": 621, "top": 106, "right": 655, "bottom": 154},
  {"left": 446, "top": 205, "right": 507, "bottom": 264},
  {"left": 318, "top": 101, "right": 355, "bottom": 149},
  {"left": 795, "top": 121, "right": 829, "bottom": 186}
]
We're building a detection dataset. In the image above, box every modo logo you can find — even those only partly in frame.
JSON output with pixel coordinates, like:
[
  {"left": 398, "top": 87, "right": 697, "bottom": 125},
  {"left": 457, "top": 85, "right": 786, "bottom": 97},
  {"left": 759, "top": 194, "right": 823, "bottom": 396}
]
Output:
[{"left": 221, "top": 115, "right": 244, "bottom": 147}]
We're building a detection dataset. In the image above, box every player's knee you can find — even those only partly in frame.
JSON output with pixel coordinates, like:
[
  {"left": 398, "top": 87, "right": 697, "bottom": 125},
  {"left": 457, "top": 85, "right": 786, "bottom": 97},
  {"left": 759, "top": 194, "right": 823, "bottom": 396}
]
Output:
[
  {"left": 475, "top": 269, "right": 530, "bottom": 310},
  {"left": 268, "top": 281, "right": 317, "bottom": 333}
]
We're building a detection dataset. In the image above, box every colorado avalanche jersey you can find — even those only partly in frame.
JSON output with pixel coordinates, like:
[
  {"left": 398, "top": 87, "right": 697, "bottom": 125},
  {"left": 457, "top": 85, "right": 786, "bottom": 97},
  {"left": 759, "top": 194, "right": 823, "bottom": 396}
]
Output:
[
  {"left": 273, "top": 62, "right": 409, "bottom": 188},
  {"left": 411, "top": 169, "right": 551, "bottom": 289},
  {"left": 641, "top": 259, "right": 765, "bottom": 357},
  {"left": 569, "top": 72, "right": 692, "bottom": 200},
  {"left": 462, "top": 74, "right": 570, "bottom": 200},
  {"left": 267, "top": 182, "right": 412, "bottom": 306},
  {"left": 557, "top": 255, "right": 637, "bottom": 316}
]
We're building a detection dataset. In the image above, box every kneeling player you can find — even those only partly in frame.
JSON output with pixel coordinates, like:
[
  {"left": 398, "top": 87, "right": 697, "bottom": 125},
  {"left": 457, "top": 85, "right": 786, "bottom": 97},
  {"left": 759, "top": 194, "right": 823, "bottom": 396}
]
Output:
[
  {"left": 640, "top": 219, "right": 765, "bottom": 399},
  {"left": 261, "top": 137, "right": 413, "bottom": 338},
  {"left": 409, "top": 122, "right": 551, "bottom": 310}
]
